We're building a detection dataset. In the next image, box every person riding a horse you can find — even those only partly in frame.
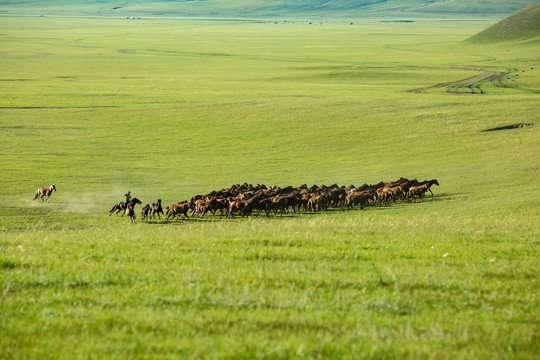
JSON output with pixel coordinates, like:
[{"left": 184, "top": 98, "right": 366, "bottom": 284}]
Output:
[{"left": 124, "top": 191, "right": 132, "bottom": 209}]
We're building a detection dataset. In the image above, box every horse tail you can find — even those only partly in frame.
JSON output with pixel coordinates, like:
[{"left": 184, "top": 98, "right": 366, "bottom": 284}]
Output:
[{"left": 32, "top": 191, "right": 39, "bottom": 201}]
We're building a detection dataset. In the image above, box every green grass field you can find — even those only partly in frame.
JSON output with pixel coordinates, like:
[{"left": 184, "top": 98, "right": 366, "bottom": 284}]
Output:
[{"left": 1, "top": 15, "right": 539, "bottom": 359}]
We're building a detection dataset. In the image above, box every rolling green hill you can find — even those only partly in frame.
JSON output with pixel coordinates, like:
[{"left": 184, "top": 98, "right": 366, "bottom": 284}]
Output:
[
  {"left": 0, "top": 0, "right": 538, "bottom": 18},
  {"left": 467, "top": 3, "right": 540, "bottom": 43}
]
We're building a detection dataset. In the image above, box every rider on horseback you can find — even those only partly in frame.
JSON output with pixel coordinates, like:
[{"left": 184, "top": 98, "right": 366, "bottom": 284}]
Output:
[{"left": 124, "top": 191, "right": 131, "bottom": 209}]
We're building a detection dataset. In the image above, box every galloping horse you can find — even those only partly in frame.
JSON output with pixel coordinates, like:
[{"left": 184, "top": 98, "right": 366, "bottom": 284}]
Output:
[
  {"left": 407, "top": 184, "right": 432, "bottom": 202},
  {"left": 421, "top": 179, "right": 440, "bottom": 196},
  {"left": 33, "top": 184, "right": 56, "bottom": 202},
  {"left": 109, "top": 198, "right": 142, "bottom": 216},
  {"left": 149, "top": 199, "right": 164, "bottom": 219},
  {"left": 140, "top": 204, "right": 151, "bottom": 220},
  {"left": 125, "top": 198, "right": 142, "bottom": 223}
]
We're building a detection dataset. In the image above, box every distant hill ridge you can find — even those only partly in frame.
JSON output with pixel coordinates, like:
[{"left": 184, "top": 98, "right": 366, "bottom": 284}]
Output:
[
  {"left": 0, "top": 0, "right": 538, "bottom": 18},
  {"left": 467, "top": 4, "right": 540, "bottom": 43}
]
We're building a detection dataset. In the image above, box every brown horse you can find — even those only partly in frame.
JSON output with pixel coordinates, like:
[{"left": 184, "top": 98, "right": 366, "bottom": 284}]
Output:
[
  {"left": 149, "top": 199, "right": 164, "bottom": 219},
  {"left": 421, "top": 179, "right": 440, "bottom": 196},
  {"left": 33, "top": 184, "right": 56, "bottom": 202},
  {"left": 109, "top": 198, "right": 141, "bottom": 216},
  {"left": 109, "top": 201, "right": 126, "bottom": 216},
  {"left": 408, "top": 185, "right": 429, "bottom": 202},
  {"left": 344, "top": 191, "right": 375, "bottom": 209},
  {"left": 141, "top": 204, "right": 151, "bottom": 220},
  {"left": 124, "top": 198, "right": 142, "bottom": 223},
  {"left": 166, "top": 202, "right": 191, "bottom": 221}
]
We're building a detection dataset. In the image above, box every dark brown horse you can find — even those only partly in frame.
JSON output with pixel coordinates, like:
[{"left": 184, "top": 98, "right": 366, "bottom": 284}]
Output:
[
  {"left": 109, "top": 198, "right": 142, "bottom": 216},
  {"left": 421, "top": 179, "right": 440, "bottom": 196},
  {"left": 141, "top": 204, "right": 151, "bottom": 220},
  {"left": 149, "top": 199, "right": 164, "bottom": 219},
  {"left": 124, "top": 198, "right": 142, "bottom": 223},
  {"left": 109, "top": 201, "right": 126, "bottom": 216},
  {"left": 33, "top": 184, "right": 56, "bottom": 202}
]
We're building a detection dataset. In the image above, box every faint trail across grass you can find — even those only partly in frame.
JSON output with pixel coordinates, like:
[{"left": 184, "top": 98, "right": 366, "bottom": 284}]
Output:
[{"left": 410, "top": 67, "right": 510, "bottom": 94}]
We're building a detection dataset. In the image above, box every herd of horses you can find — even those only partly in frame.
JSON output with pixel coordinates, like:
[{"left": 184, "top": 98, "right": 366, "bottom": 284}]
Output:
[{"left": 106, "top": 177, "right": 440, "bottom": 223}]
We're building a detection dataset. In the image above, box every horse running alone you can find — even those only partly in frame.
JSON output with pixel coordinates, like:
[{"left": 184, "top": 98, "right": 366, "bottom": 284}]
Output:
[{"left": 33, "top": 184, "right": 56, "bottom": 202}]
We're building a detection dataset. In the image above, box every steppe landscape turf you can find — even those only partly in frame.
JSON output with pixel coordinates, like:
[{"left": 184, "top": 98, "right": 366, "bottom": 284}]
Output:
[{"left": 0, "top": 4, "right": 539, "bottom": 359}]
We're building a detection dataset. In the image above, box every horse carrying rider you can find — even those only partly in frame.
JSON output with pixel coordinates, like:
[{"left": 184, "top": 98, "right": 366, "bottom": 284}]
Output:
[{"left": 124, "top": 190, "right": 132, "bottom": 209}]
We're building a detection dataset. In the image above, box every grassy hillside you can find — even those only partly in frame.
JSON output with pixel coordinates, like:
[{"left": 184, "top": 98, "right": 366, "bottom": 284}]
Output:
[
  {"left": 467, "top": 4, "right": 540, "bottom": 43},
  {"left": 0, "top": 0, "right": 538, "bottom": 18},
  {"left": 0, "top": 16, "right": 539, "bottom": 359}
]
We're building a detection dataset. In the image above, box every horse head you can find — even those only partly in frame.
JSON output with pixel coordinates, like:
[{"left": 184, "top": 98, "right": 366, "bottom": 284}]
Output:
[
  {"left": 51, "top": 184, "right": 56, "bottom": 191},
  {"left": 131, "top": 198, "right": 142, "bottom": 205}
]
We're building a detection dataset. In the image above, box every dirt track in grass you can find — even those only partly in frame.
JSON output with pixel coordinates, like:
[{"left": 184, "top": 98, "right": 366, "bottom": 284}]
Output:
[{"left": 411, "top": 68, "right": 510, "bottom": 94}]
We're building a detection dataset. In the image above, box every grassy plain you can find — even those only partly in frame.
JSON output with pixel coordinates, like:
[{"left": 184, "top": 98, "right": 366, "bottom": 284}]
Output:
[{"left": 1, "top": 16, "right": 539, "bottom": 359}]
